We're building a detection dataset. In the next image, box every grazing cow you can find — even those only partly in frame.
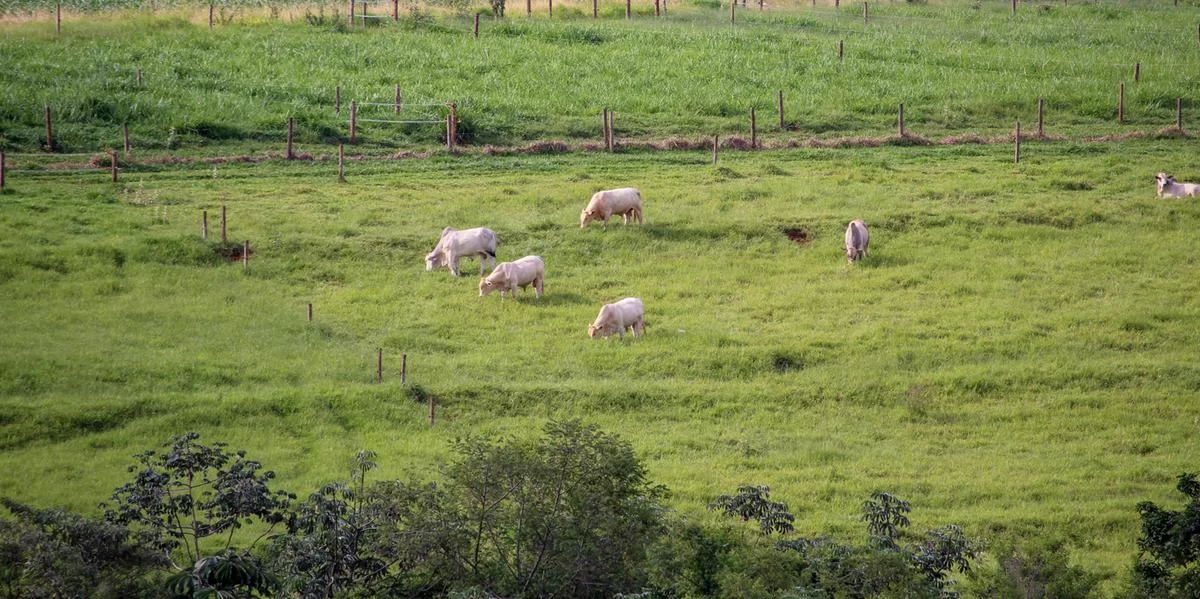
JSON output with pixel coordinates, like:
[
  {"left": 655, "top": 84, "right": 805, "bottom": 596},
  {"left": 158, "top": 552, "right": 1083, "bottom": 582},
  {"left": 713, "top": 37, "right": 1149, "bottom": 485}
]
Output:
[
  {"left": 479, "top": 255, "right": 545, "bottom": 299},
  {"left": 425, "top": 227, "right": 497, "bottom": 276},
  {"left": 844, "top": 219, "right": 869, "bottom": 263},
  {"left": 580, "top": 188, "right": 644, "bottom": 229},
  {"left": 587, "top": 297, "right": 645, "bottom": 339},
  {"left": 1155, "top": 172, "right": 1199, "bottom": 198}
]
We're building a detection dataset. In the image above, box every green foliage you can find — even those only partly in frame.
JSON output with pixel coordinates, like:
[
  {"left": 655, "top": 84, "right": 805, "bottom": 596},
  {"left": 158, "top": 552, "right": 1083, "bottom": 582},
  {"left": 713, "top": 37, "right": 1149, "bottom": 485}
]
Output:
[
  {"left": 164, "top": 550, "right": 276, "bottom": 599},
  {"left": 104, "top": 433, "right": 295, "bottom": 573},
  {"left": 863, "top": 490, "right": 912, "bottom": 546},
  {"left": 0, "top": 498, "right": 166, "bottom": 599},
  {"left": 1129, "top": 473, "right": 1200, "bottom": 598},
  {"left": 709, "top": 484, "right": 795, "bottom": 536},
  {"left": 968, "top": 538, "right": 1103, "bottom": 599}
]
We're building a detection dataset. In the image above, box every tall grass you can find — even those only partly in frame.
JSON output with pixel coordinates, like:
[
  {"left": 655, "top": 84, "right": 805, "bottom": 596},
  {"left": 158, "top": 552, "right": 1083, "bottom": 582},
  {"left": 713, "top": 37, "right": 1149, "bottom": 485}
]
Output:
[
  {"left": 1, "top": 0, "right": 1198, "bottom": 153},
  {"left": 1, "top": 138, "right": 1199, "bottom": 596}
]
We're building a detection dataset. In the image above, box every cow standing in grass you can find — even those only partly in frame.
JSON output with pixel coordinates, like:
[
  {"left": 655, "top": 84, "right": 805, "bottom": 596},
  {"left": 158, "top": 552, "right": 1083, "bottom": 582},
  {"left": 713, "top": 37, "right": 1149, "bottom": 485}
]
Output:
[
  {"left": 580, "top": 188, "right": 644, "bottom": 228},
  {"left": 1156, "top": 173, "right": 1199, "bottom": 198},
  {"left": 845, "top": 220, "right": 869, "bottom": 263},
  {"left": 588, "top": 297, "right": 645, "bottom": 339},
  {"left": 425, "top": 227, "right": 497, "bottom": 276},
  {"left": 479, "top": 255, "right": 545, "bottom": 300}
]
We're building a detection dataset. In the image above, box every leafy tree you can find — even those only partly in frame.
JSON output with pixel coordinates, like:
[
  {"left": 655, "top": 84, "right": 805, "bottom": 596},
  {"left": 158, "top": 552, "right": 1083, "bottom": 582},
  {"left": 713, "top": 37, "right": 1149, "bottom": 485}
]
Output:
[
  {"left": 862, "top": 490, "right": 911, "bottom": 547},
  {"left": 1129, "top": 472, "right": 1200, "bottom": 598},
  {"left": 104, "top": 432, "right": 294, "bottom": 598},
  {"left": 0, "top": 498, "right": 166, "bottom": 599},
  {"left": 708, "top": 485, "right": 795, "bottom": 535}
]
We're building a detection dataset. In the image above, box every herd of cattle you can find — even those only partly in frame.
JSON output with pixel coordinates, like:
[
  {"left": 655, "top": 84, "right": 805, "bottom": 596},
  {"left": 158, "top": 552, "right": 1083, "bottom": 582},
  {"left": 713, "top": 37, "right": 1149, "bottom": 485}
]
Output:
[
  {"left": 424, "top": 173, "right": 1196, "bottom": 339},
  {"left": 422, "top": 187, "right": 870, "bottom": 340}
]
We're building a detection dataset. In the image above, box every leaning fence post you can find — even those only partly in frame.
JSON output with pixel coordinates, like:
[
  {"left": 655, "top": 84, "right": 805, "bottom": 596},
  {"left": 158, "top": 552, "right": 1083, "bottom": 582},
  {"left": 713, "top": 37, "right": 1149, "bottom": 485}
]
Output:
[
  {"left": 1014, "top": 120, "right": 1021, "bottom": 164},
  {"left": 202, "top": 209, "right": 208, "bottom": 240},
  {"left": 401, "top": 352, "right": 408, "bottom": 384},
  {"left": 44, "top": 106, "right": 53, "bottom": 152},
  {"left": 220, "top": 205, "right": 227, "bottom": 243},
  {"left": 338, "top": 144, "right": 345, "bottom": 183},
  {"left": 897, "top": 103, "right": 905, "bottom": 137},
  {"left": 750, "top": 107, "right": 757, "bottom": 149},
  {"left": 110, "top": 150, "right": 118, "bottom": 182},
  {"left": 286, "top": 118, "right": 295, "bottom": 160},
  {"left": 349, "top": 101, "right": 358, "bottom": 144},
  {"left": 777, "top": 90, "right": 785, "bottom": 129},
  {"left": 1037, "top": 98, "right": 1044, "bottom": 137},
  {"left": 1118, "top": 82, "right": 1125, "bottom": 124}
]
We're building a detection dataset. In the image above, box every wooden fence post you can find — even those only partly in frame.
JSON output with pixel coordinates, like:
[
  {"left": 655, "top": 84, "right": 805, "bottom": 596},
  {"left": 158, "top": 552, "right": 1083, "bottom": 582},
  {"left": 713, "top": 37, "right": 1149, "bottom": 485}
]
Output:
[
  {"left": 527, "top": 0, "right": 532, "bottom": 16},
  {"left": 730, "top": 0, "right": 735, "bottom": 23},
  {"left": 307, "top": 303, "right": 313, "bottom": 321},
  {"left": 655, "top": 0, "right": 660, "bottom": 16},
  {"left": 750, "top": 107, "right": 757, "bottom": 149},
  {"left": 395, "top": 85, "right": 402, "bottom": 113},
  {"left": 1118, "top": 82, "right": 1124, "bottom": 124},
  {"left": 348, "top": 0, "right": 354, "bottom": 28},
  {"left": 473, "top": 13, "right": 479, "bottom": 37},
  {"left": 549, "top": 0, "right": 553, "bottom": 17},
  {"left": 838, "top": 39, "right": 844, "bottom": 62},
  {"left": 44, "top": 106, "right": 53, "bottom": 152},
  {"left": 608, "top": 110, "right": 615, "bottom": 150},
  {"left": 429, "top": 395, "right": 435, "bottom": 426},
  {"left": 592, "top": 0, "right": 597, "bottom": 18},
  {"left": 835, "top": 0, "right": 839, "bottom": 10},
  {"left": 376, "top": 348, "right": 383, "bottom": 383},
  {"left": 286, "top": 118, "right": 295, "bottom": 160},
  {"left": 897, "top": 102, "right": 905, "bottom": 137},
  {"left": 448, "top": 103, "right": 458, "bottom": 152},
  {"left": 136, "top": 68, "right": 142, "bottom": 86},
  {"left": 1014, "top": 120, "right": 1021, "bottom": 164},
  {"left": 712, "top": 135, "right": 719, "bottom": 164},
  {"left": 220, "top": 205, "right": 227, "bottom": 243},
  {"left": 335, "top": 86, "right": 341, "bottom": 115},
  {"left": 393, "top": 0, "right": 398, "bottom": 20},
  {"left": 338, "top": 144, "right": 345, "bottom": 183},
  {"left": 202, "top": 209, "right": 208, "bottom": 240},
  {"left": 0, "top": 151, "right": 5, "bottom": 191},
  {"left": 1037, "top": 98, "right": 1044, "bottom": 137},
  {"left": 777, "top": 90, "right": 784, "bottom": 129},
  {"left": 123, "top": 123, "right": 131, "bottom": 159},
  {"left": 242, "top": 240, "right": 249, "bottom": 270},
  {"left": 863, "top": 2, "right": 868, "bottom": 24},
  {"left": 1011, "top": 0, "right": 1016, "bottom": 15},
  {"left": 401, "top": 352, "right": 407, "bottom": 384},
  {"left": 1134, "top": 62, "right": 1140, "bottom": 83},
  {"left": 349, "top": 101, "right": 357, "bottom": 144},
  {"left": 56, "top": 3, "right": 61, "bottom": 35},
  {"left": 110, "top": 150, "right": 118, "bottom": 182},
  {"left": 626, "top": 0, "right": 631, "bottom": 18},
  {"left": 1177, "top": 97, "right": 1183, "bottom": 131},
  {"left": 209, "top": 2, "right": 214, "bottom": 28}
]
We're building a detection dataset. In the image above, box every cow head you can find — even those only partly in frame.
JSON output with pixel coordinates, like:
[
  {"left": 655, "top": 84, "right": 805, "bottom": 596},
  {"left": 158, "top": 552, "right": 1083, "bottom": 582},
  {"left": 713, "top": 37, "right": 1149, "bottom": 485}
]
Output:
[
  {"left": 846, "top": 246, "right": 860, "bottom": 263},
  {"left": 1156, "top": 172, "right": 1171, "bottom": 195},
  {"left": 580, "top": 209, "right": 597, "bottom": 228},
  {"left": 479, "top": 278, "right": 498, "bottom": 297},
  {"left": 425, "top": 251, "right": 445, "bottom": 271}
]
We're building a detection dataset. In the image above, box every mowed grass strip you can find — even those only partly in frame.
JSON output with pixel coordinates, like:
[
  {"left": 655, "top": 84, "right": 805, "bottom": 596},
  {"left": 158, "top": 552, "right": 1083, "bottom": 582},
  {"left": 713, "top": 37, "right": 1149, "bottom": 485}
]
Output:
[{"left": 0, "top": 138, "right": 1198, "bottom": 593}]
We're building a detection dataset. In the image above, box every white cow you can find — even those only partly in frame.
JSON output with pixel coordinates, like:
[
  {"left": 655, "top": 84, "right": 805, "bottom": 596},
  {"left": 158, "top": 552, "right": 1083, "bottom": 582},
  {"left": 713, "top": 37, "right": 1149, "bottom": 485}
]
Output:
[
  {"left": 479, "top": 255, "right": 545, "bottom": 299},
  {"left": 844, "top": 219, "right": 869, "bottom": 263},
  {"left": 425, "top": 227, "right": 497, "bottom": 276},
  {"left": 580, "top": 188, "right": 644, "bottom": 229},
  {"left": 1156, "top": 172, "right": 1199, "bottom": 198},
  {"left": 588, "top": 297, "right": 645, "bottom": 339}
]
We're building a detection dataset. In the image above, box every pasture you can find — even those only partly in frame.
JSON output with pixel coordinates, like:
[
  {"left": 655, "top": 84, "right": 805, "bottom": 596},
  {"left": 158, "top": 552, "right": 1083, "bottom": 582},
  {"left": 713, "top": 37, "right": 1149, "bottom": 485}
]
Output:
[{"left": 2, "top": 137, "right": 1199, "bottom": 594}]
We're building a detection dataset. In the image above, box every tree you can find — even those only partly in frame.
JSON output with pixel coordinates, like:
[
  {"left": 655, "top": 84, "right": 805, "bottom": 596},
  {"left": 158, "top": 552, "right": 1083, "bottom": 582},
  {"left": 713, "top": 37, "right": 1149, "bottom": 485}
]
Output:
[
  {"left": 1130, "top": 472, "right": 1200, "bottom": 598},
  {"left": 0, "top": 498, "right": 166, "bottom": 599},
  {"left": 862, "top": 490, "right": 911, "bottom": 547},
  {"left": 708, "top": 485, "right": 796, "bottom": 536},
  {"left": 104, "top": 432, "right": 294, "bottom": 598}
]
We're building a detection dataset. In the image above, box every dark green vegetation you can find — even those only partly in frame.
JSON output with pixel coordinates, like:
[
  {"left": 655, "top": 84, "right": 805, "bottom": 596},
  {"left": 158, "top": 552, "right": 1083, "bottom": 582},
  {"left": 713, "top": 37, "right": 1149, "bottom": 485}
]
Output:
[
  {"left": 1, "top": 138, "right": 1199, "bottom": 596},
  {"left": 1, "top": 0, "right": 1199, "bottom": 154}
]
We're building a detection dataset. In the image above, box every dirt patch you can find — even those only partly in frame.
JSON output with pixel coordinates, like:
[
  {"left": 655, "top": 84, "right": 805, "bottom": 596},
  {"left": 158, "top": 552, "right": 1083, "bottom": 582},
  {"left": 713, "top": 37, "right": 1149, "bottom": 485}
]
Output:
[
  {"left": 782, "top": 227, "right": 810, "bottom": 245},
  {"left": 213, "top": 242, "right": 252, "bottom": 262}
]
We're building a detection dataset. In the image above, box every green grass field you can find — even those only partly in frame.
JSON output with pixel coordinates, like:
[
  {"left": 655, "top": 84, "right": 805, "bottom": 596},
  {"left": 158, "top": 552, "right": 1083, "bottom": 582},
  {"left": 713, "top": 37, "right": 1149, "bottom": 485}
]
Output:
[
  {"left": 2, "top": 136, "right": 1199, "bottom": 595},
  {"left": 3, "top": 2, "right": 1200, "bottom": 595},
  {"left": 1, "top": 0, "right": 1199, "bottom": 154}
]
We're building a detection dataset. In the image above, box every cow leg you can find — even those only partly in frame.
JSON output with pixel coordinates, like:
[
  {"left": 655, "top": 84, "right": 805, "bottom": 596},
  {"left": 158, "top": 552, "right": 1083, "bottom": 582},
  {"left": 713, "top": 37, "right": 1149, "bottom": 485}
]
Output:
[
  {"left": 616, "top": 315, "right": 625, "bottom": 340},
  {"left": 633, "top": 317, "right": 644, "bottom": 337},
  {"left": 535, "top": 274, "right": 543, "bottom": 299},
  {"left": 450, "top": 253, "right": 461, "bottom": 276}
]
